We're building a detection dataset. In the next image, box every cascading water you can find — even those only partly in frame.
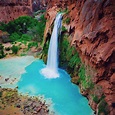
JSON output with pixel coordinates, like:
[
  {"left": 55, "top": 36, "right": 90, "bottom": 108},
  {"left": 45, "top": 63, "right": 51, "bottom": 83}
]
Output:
[{"left": 41, "top": 14, "right": 62, "bottom": 78}]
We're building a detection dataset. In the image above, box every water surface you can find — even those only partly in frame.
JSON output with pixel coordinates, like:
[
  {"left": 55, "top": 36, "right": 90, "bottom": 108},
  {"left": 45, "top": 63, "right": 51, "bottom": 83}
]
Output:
[
  {"left": 17, "top": 59, "right": 93, "bottom": 115},
  {"left": 0, "top": 57, "right": 93, "bottom": 115}
]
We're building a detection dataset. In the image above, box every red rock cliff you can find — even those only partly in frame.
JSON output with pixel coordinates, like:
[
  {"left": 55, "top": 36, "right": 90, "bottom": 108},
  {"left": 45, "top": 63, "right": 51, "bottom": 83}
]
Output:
[
  {"left": 44, "top": 0, "right": 115, "bottom": 114},
  {"left": 0, "top": 0, "right": 32, "bottom": 23}
]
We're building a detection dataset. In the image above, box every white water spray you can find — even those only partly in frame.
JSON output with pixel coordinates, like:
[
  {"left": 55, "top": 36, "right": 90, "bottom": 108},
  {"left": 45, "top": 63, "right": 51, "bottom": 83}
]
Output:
[{"left": 41, "top": 13, "right": 62, "bottom": 78}]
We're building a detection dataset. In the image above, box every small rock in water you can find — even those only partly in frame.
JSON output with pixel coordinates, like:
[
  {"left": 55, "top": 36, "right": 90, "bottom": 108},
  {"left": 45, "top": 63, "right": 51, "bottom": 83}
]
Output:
[{"left": 5, "top": 78, "right": 9, "bottom": 81}]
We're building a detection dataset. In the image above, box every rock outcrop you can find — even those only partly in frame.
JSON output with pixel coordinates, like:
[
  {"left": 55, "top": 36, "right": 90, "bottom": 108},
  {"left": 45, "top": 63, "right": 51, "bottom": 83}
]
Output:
[
  {"left": 44, "top": 0, "right": 115, "bottom": 114},
  {"left": 0, "top": 0, "right": 32, "bottom": 23},
  {"left": 0, "top": 0, "right": 48, "bottom": 23},
  {"left": 32, "top": 0, "right": 46, "bottom": 12}
]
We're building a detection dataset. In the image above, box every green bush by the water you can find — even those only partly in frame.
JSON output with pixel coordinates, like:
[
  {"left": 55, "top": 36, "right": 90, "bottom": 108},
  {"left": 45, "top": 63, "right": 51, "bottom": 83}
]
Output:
[
  {"left": 0, "top": 44, "right": 5, "bottom": 58},
  {"left": 98, "top": 98, "right": 109, "bottom": 115},
  {"left": 78, "top": 65, "right": 94, "bottom": 90},
  {"left": 28, "top": 42, "right": 38, "bottom": 49},
  {"left": 11, "top": 45, "right": 19, "bottom": 54}
]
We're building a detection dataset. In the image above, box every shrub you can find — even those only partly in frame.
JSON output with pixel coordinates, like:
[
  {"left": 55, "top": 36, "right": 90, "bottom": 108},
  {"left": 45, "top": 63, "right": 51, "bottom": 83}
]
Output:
[
  {"left": 0, "top": 22, "right": 6, "bottom": 31},
  {"left": 62, "top": 26, "right": 67, "bottom": 32},
  {"left": 0, "top": 91, "right": 2, "bottom": 97},
  {"left": 11, "top": 45, "right": 19, "bottom": 54},
  {"left": 0, "top": 44, "right": 5, "bottom": 58},
  {"left": 10, "top": 32, "right": 21, "bottom": 42},
  {"left": 42, "top": 41, "right": 49, "bottom": 55},
  {"left": 28, "top": 42, "right": 38, "bottom": 49},
  {"left": 28, "top": 14, "right": 46, "bottom": 42},
  {"left": 0, "top": 15, "right": 46, "bottom": 44},
  {"left": 68, "top": 52, "right": 81, "bottom": 68},
  {"left": 78, "top": 65, "right": 94, "bottom": 90},
  {"left": 20, "top": 34, "right": 32, "bottom": 41},
  {"left": 63, "top": 17, "right": 70, "bottom": 24},
  {"left": 98, "top": 98, "right": 109, "bottom": 115},
  {"left": 92, "top": 95, "right": 100, "bottom": 104},
  {"left": 5, "top": 16, "right": 38, "bottom": 35}
]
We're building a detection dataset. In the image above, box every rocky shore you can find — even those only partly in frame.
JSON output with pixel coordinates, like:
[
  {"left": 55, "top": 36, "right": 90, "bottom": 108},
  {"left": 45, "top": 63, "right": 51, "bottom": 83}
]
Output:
[{"left": 0, "top": 88, "right": 54, "bottom": 115}]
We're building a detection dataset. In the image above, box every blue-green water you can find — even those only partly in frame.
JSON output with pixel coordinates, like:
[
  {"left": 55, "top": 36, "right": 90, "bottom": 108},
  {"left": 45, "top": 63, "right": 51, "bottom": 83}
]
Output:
[{"left": 17, "top": 59, "right": 93, "bottom": 115}]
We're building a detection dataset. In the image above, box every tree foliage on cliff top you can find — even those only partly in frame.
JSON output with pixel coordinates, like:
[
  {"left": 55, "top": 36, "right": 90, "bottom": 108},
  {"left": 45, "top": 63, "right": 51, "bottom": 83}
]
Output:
[{"left": 0, "top": 15, "right": 46, "bottom": 42}]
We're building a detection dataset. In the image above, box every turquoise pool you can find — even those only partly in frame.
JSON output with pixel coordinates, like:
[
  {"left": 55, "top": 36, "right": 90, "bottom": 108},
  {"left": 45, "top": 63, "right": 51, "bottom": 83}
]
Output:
[{"left": 0, "top": 57, "right": 93, "bottom": 115}]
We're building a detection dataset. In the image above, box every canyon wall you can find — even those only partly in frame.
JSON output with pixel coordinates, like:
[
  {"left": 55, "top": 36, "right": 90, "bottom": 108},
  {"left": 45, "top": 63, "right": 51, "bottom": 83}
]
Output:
[
  {"left": 44, "top": 0, "right": 115, "bottom": 114},
  {"left": 0, "top": 0, "right": 32, "bottom": 23},
  {"left": 0, "top": 0, "right": 48, "bottom": 23}
]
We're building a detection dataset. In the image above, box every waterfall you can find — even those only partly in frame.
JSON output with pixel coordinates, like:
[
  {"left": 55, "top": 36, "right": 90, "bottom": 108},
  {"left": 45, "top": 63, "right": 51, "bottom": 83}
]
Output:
[{"left": 41, "top": 13, "right": 62, "bottom": 78}]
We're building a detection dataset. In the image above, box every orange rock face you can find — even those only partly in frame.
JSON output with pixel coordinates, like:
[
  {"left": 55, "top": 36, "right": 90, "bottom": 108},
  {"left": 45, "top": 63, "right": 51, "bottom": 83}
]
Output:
[
  {"left": 68, "top": 1, "right": 115, "bottom": 114},
  {"left": 44, "top": 0, "right": 115, "bottom": 114},
  {"left": 0, "top": 0, "right": 32, "bottom": 23}
]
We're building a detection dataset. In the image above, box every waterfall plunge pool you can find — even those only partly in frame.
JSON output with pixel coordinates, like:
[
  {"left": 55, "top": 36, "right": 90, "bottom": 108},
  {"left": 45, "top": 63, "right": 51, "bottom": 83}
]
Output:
[{"left": 0, "top": 57, "right": 93, "bottom": 115}]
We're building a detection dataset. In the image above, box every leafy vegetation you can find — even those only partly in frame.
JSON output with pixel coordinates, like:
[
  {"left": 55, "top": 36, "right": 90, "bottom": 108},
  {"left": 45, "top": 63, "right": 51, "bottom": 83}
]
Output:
[
  {"left": 68, "top": 53, "right": 81, "bottom": 68},
  {"left": 28, "top": 14, "right": 46, "bottom": 42},
  {"left": 59, "top": 34, "right": 81, "bottom": 74},
  {"left": 0, "top": 15, "right": 46, "bottom": 58},
  {"left": 92, "top": 95, "right": 100, "bottom": 104},
  {"left": 78, "top": 65, "right": 94, "bottom": 90},
  {"left": 59, "top": 8, "right": 69, "bottom": 14},
  {"left": 63, "top": 17, "right": 71, "bottom": 24},
  {"left": 92, "top": 94, "right": 105, "bottom": 104},
  {"left": 28, "top": 42, "right": 38, "bottom": 49},
  {"left": 11, "top": 45, "right": 19, "bottom": 54},
  {"left": 0, "top": 44, "right": 5, "bottom": 58},
  {"left": 98, "top": 98, "right": 109, "bottom": 115},
  {"left": 59, "top": 34, "right": 94, "bottom": 90},
  {"left": 0, "top": 15, "right": 46, "bottom": 43},
  {"left": 9, "top": 32, "right": 21, "bottom": 42},
  {"left": 62, "top": 26, "right": 67, "bottom": 32}
]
